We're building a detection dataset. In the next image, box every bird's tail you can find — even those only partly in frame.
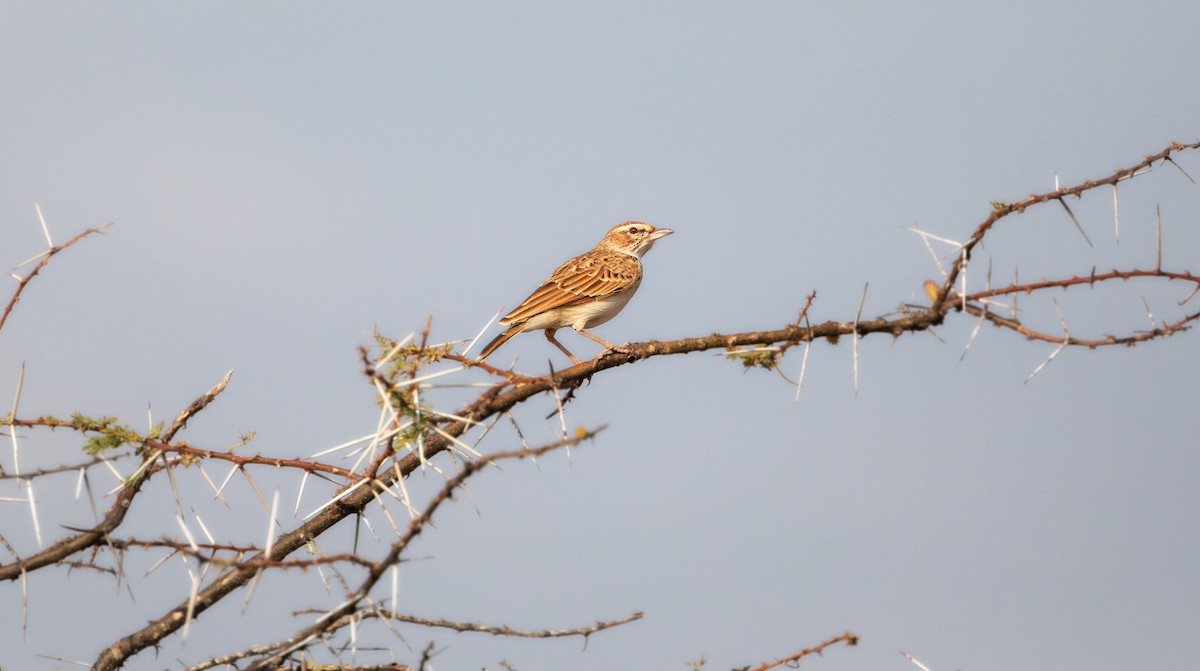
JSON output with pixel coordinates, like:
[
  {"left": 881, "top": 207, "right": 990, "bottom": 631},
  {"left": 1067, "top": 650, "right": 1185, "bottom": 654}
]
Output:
[{"left": 478, "top": 325, "right": 523, "bottom": 361}]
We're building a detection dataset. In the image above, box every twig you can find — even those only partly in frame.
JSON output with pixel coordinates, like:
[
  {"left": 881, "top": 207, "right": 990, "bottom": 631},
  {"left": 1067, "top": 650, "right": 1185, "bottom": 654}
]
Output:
[
  {"left": 2, "top": 223, "right": 111, "bottom": 332},
  {"left": 747, "top": 631, "right": 859, "bottom": 671},
  {"left": 245, "top": 430, "right": 606, "bottom": 670},
  {"left": 163, "top": 370, "right": 234, "bottom": 442},
  {"left": 332, "top": 607, "right": 643, "bottom": 640}
]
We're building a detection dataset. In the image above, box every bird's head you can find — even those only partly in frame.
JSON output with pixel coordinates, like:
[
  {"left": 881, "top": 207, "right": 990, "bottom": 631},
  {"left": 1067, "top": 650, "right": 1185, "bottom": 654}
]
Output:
[{"left": 600, "top": 221, "right": 674, "bottom": 257}]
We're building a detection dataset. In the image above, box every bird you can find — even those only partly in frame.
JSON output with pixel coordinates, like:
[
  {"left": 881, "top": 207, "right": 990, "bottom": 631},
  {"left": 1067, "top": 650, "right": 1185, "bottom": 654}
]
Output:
[{"left": 478, "top": 221, "right": 674, "bottom": 365}]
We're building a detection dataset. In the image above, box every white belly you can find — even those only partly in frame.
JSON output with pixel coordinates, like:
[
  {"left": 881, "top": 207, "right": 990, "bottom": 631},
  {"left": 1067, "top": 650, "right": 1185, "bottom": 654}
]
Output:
[{"left": 522, "top": 281, "right": 640, "bottom": 332}]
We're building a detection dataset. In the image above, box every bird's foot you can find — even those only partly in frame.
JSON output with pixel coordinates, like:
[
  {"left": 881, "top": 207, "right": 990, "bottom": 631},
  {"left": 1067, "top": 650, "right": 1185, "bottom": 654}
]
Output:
[{"left": 597, "top": 342, "right": 633, "bottom": 359}]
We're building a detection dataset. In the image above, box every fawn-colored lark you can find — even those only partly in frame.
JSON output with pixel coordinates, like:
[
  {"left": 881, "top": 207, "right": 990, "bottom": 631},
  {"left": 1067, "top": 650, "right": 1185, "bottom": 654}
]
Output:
[{"left": 479, "top": 221, "right": 673, "bottom": 364}]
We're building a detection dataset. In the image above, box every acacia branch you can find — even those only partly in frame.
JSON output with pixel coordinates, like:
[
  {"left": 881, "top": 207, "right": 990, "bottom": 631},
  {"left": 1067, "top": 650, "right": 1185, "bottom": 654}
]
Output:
[
  {"left": 0, "top": 453, "right": 132, "bottom": 480},
  {"left": 104, "top": 537, "right": 378, "bottom": 570},
  {"left": 147, "top": 439, "right": 363, "bottom": 482},
  {"left": 0, "top": 370, "right": 236, "bottom": 581},
  {"left": 930, "top": 139, "right": 1200, "bottom": 316},
  {"left": 92, "top": 427, "right": 604, "bottom": 670},
  {"left": 950, "top": 268, "right": 1200, "bottom": 346},
  {"left": 5, "top": 417, "right": 362, "bottom": 482},
  {"left": 90, "top": 264, "right": 1198, "bottom": 666},
  {"left": 74, "top": 139, "right": 1200, "bottom": 669},
  {"left": 1, "top": 223, "right": 111, "bottom": 333},
  {"left": 0, "top": 457, "right": 150, "bottom": 581},
  {"left": 302, "top": 607, "right": 644, "bottom": 640},
  {"left": 242, "top": 429, "right": 606, "bottom": 669},
  {"left": 747, "top": 631, "right": 859, "bottom": 671}
]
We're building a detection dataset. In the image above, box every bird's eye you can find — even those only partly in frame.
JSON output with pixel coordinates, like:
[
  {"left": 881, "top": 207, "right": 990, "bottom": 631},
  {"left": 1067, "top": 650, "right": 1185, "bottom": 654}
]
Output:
[{"left": 628, "top": 227, "right": 641, "bottom": 235}]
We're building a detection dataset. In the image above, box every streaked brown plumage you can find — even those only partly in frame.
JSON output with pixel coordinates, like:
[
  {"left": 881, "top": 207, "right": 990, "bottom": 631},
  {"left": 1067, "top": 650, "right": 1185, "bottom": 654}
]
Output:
[{"left": 478, "top": 221, "right": 674, "bottom": 364}]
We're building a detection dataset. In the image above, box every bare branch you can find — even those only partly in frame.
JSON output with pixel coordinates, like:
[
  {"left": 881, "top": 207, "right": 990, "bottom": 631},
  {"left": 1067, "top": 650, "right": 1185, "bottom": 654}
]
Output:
[
  {"left": 163, "top": 369, "right": 234, "bottom": 442},
  {"left": 1, "top": 140, "right": 1188, "bottom": 671},
  {"left": 747, "top": 631, "right": 859, "bottom": 671},
  {"left": 2, "top": 223, "right": 111, "bottom": 332},
  {"left": 331, "top": 607, "right": 643, "bottom": 640},
  {"left": 242, "top": 429, "right": 606, "bottom": 670},
  {"left": 929, "top": 140, "right": 1200, "bottom": 316}
]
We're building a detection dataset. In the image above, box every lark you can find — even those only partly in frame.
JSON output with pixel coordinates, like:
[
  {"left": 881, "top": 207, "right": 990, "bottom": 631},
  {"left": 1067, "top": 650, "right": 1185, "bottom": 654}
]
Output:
[{"left": 478, "top": 221, "right": 674, "bottom": 364}]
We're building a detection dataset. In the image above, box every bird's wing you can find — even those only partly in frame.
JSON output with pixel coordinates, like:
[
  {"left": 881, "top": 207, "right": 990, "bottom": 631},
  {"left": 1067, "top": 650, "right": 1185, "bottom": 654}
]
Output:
[{"left": 499, "top": 250, "right": 641, "bottom": 325}]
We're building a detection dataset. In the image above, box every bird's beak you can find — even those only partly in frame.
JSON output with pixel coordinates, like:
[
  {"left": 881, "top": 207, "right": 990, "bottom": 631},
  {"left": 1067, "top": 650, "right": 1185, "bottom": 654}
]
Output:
[{"left": 649, "top": 228, "right": 674, "bottom": 241}]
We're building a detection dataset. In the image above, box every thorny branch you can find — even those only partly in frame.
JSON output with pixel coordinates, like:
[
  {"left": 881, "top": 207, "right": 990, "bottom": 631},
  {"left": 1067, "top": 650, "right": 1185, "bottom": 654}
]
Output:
[
  {"left": 104, "top": 537, "right": 380, "bottom": 571},
  {"left": 953, "top": 268, "right": 1200, "bottom": 346},
  {"left": 747, "top": 631, "right": 860, "bottom": 671},
  {"left": 4, "top": 416, "right": 362, "bottom": 482},
  {"left": 0, "top": 453, "right": 131, "bottom": 481},
  {"left": 342, "top": 608, "right": 644, "bottom": 641},
  {"left": 0, "top": 141, "right": 1197, "bottom": 669},
  {"left": 241, "top": 430, "right": 607, "bottom": 670},
  {"left": 1, "top": 223, "right": 111, "bottom": 332}
]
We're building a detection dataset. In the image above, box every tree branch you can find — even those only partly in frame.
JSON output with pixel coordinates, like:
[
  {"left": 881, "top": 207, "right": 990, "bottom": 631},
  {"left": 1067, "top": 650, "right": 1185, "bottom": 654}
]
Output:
[
  {"left": 34, "top": 138, "right": 1193, "bottom": 669},
  {"left": 1, "top": 223, "right": 111, "bottom": 332},
  {"left": 747, "top": 631, "right": 859, "bottom": 671}
]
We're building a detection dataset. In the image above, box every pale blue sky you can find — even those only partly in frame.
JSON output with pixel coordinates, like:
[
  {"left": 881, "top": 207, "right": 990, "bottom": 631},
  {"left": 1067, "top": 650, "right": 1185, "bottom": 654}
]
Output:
[{"left": 2, "top": 3, "right": 1199, "bottom": 670}]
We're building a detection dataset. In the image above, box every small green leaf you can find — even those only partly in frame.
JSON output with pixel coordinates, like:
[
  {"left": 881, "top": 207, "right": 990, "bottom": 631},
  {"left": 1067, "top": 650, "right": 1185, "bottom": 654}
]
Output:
[{"left": 84, "top": 432, "right": 128, "bottom": 455}]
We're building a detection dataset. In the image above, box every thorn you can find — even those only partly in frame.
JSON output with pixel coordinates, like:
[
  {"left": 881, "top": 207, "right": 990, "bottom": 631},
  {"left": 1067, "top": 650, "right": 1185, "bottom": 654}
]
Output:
[
  {"left": 1163, "top": 155, "right": 1196, "bottom": 184},
  {"left": 1057, "top": 197, "right": 1093, "bottom": 248},
  {"left": 1156, "top": 204, "right": 1162, "bottom": 271}
]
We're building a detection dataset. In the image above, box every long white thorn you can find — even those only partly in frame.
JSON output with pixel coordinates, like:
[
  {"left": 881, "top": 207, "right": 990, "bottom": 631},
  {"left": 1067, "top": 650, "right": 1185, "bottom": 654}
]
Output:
[
  {"left": 26, "top": 479, "right": 42, "bottom": 548},
  {"left": 853, "top": 283, "right": 868, "bottom": 398},
  {"left": 295, "top": 471, "right": 311, "bottom": 516},
  {"left": 303, "top": 478, "right": 369, "bottom": 521},
  {"left": 392, "top": 462, "right": 419, "bottom": 520},
  {"left": 264, "top": 490, "right": 280, "bottom": 558},
  {"left": 108, "top": 449, "right": 162, "bottom": 495},
  {"left": 430, "top": 425, "right": 484, "bottom": 460},
  {"left": 214, "top": 464, "right": 239, "bottom": 499},
  {"left": 905, "top": 226, "right": 964, "bottom": 248},
  {"left": 1112, "top": 183, "right": 1120, "bottom": 244},
  {"left": 10, "top": 363, "right": 25, "bottom": 481},
  {"left": 901, "top": 651, "right": 935, "bottom": 671},
  {"left": 196, "top": 463, "right": 230, "bottom": 508},
  {"left": 311, "top": 429, "right": 394, "bottom": 459},
  {"left": 1026, "top": 300, "right": 1070, "bottom": 383},
  {"left": 960, "top": 248, "right": 968, "bottom": 311},
  {"left": 793, "top": 337, "right": 812, "bottom": 404},
  {"left": 463, "top": 311, "right": 500, "bottom": 357},
  {"left": 391, "top": 565, "right": 399, "bottom": 610},
  {"left": 183, "top": 569, "right": 201, "bottom": 642},
  {"left": 194, "top": 514, "right": 216, "bottom": 545},
  {"left": 553, "top": 388, "right": 570, "bottom": 460},
  {"left": 176, "top": 513, "right": 199, "bottom": 552},
  {"left": 34, "top": 200, "right": 54, "bottom": 248},
  {"left": 389, "top": 366, "right": 465, "bottom": 390}
]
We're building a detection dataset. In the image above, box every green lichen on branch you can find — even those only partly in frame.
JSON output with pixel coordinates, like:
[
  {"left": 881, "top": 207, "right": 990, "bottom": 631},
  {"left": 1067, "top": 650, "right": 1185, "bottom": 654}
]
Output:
[
  {"left": 71, "top": 413, "right": 148, "bottom": 455},
  {"left": 367, "top": 331, "right": 457, "bottom": 454},
  {"left": 725, "top": 347, "right": 781, "bottom": 371},
  {"left": 372, "top": 332, "right": 454, "bottom": 379}
]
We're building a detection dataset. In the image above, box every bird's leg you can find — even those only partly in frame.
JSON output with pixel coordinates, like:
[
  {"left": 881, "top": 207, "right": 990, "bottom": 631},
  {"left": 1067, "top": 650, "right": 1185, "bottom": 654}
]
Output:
[
  {"left": 576, "top": 329, "right": 630, "bottom": 357},
  {"left": 544, "top": 329, "right": 584, "bottom": 365}
]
